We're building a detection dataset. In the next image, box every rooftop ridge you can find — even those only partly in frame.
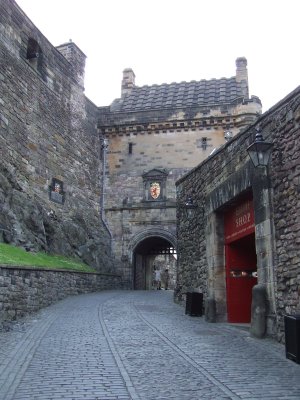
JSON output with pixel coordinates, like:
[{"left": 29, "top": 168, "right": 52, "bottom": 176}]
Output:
[
  {"left": 133, "top": 76, "right": 236, "bottom": 90},
  {"left": 111, "top": 59, "right": 260, "bottom": 113}
]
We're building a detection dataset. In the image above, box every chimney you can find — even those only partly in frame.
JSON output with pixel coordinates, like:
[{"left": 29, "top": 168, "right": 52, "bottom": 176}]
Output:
[
  {"left": 121, "top": 68, "right": 135, "bottom": 96},
  {"left": 56, "top": 40, "right": 86, "bottom": 89},
  {"left": 235, "top": 57, "right": 249, "bottom": 99}
]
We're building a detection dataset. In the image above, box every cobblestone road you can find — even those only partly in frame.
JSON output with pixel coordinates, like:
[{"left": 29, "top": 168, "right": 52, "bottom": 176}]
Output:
[{"left": 0, "top": 290, "right": 300, "bottom": 400}]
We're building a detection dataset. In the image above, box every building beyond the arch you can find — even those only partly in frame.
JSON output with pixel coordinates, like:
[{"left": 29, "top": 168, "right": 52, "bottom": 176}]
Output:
[{"left": 98, "top": 62, "right": 261, "bottom": 286}]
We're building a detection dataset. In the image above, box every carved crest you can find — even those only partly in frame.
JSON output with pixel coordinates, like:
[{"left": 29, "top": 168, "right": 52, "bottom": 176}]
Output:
[{"left": 150, "top": 182, "right": 160, "bottom": 199}]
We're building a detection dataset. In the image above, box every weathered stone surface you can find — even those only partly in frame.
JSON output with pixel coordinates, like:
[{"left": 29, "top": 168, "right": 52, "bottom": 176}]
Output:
[
  {"left": 176, "top": 86, "right": 300, "bottom": 342},
  {"left": 0, "top": 266, "right": 122, "bottom": 328},
  {"left": 0, "top": 0, "right": 116, "bottom": 274},
  {"left": 0, "top": 164, "right": 115, "bottom": 272}
]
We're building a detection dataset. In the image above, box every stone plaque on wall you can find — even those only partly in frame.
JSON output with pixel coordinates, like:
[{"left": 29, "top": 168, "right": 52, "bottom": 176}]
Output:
[
  {"left": 49, "top": 178, "right": 65, "bottom": 204},
  {"left": 142, "top": 169, "right": 168, "bottom": 202}
]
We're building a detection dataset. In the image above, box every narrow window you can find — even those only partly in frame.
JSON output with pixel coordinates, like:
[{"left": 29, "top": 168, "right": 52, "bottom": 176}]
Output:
[
  {"left": 27, "top": 38, "right": 41, "bottom": 67},
  {"left": 128, "top": 142, "right": 133, "bottom": 154},
  {"left": 26, "top": 38, "right": 45, "bottom": 80}
]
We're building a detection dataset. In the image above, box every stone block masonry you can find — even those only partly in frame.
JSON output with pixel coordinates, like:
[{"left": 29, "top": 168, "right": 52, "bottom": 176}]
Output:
[
  {"left": 176, "top": 85, "right": 300, "bottom": 342},
  {"left": 98, "top": 59, "right": 262, "bottom": 286},
  {"left": 0, "top": 265, "right": 122, "bottom": 328},
  {"left": 0, "top": 0, "right": 115, "bottom": 273}
]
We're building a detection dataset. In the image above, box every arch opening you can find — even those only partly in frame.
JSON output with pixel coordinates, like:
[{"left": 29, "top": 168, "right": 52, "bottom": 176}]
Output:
[{"left": 133, "top": 236, "right": 177, "bottom": 290}]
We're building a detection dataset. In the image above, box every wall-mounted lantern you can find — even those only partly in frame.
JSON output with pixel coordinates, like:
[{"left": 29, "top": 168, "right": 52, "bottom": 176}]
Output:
[
  {"left": 101, "top": 137, "right": 109, "bottom": 151},
  {"left": 247, "top": 128, "right": 273, "bottom": 167},
  {"left": 184, "top": 197, "right": 198, "bottom": 220},
  {"left": 224, "top": 131, "right": 233, "bottom": 141}
]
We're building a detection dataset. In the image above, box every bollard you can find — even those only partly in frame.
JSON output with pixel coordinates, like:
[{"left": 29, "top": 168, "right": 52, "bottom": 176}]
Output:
[
  {"left": 250, "top": 284, "right": 268, "bottom": 338},
  {"left": 205, "top": 297, "right": 216, "bottom": 322}
]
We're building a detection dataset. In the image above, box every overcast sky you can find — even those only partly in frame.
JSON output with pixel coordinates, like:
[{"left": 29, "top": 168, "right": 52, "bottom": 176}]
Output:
[{"left": 16, "top": 0, "right": 299, "bottom": 112}]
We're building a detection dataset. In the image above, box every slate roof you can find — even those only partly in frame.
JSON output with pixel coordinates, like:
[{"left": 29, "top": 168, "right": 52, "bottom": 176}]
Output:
[{"left": 110, "top": 77, "right": 245, "bottom": 113}]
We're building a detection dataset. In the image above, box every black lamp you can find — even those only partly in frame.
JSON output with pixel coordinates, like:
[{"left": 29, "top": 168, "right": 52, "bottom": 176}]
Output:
[
  {"left": 247, "top": 129, "right": 273, "bottom": 167},
  {"left": 184, "top": 197, "right": 197, "bottom": 220}
]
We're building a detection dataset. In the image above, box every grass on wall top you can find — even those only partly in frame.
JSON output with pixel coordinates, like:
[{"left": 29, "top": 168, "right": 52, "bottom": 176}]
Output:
[{"left": 0, "top": 243, "right": 97, "bottom": 273}]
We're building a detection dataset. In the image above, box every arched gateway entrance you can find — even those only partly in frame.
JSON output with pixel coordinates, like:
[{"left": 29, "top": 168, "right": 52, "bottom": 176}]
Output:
[{"left": 130, "top": 230, "right": 177, "bottom": 290}]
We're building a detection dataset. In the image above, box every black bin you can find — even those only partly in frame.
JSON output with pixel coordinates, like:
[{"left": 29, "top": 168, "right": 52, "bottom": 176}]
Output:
[
  {"left": 284, "top": 314, "right": 300, "bottom": 364},
  {"left": 185, "top": 292, "right": 203, "bottom": 316}
]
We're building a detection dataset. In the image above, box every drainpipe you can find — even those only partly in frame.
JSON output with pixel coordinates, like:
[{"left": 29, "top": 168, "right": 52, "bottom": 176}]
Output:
[{"left": 100, "top": 135, "right": 113, "bottom": 253}]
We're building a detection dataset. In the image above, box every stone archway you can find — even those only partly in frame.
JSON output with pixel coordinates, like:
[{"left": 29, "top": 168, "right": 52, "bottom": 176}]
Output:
[{"left": 129, "top": 229, "right": 177, "bottom": 290}]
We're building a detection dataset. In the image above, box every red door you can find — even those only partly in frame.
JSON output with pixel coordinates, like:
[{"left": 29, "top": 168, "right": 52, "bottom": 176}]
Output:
[
  {"left": 224, "top": 197, "right": 257, "bottom": 323},
  {"left": 225, "top": 234, "right": 257, "bottom": 322}
]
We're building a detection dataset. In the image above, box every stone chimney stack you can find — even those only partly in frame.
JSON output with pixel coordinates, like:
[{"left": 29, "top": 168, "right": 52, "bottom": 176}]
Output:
[
  {"left": 235, "top": 57, "right": 249, "bottom": 99},
  {"left": 121, "top": 68, "right": 135, "bottom": 97},
  {"left": 56, "top": 41, "right": 86, "bottom": 89}
]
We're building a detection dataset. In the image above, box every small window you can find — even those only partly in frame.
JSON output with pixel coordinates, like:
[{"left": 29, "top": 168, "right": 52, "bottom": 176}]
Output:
[
  {"left": 201, "top": 137, "right": 207, "bottom": 150},
  {"left": 26, "top": 38, "right": 45, "bottom": 80},
  {"left": 27, "top": 38, "right": 41, "bottom": 64},
  {"left": 128, "top": 143, "right": 133, "bottom": 154}
]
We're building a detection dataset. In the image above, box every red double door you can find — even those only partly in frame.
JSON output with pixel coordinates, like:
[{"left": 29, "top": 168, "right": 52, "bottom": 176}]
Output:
[{"left": 224, "top": 197, "right": 257, "bottom": 323}]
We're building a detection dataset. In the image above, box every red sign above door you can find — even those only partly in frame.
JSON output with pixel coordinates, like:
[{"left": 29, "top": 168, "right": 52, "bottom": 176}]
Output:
[{"left": 224, "top": 198, "right": 255, "bottom": 243}]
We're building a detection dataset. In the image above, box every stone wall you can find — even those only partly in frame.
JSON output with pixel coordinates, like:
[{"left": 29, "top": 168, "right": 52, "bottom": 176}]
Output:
[
  {"left": 0, "top": 0, "right": 114, "bottom": 272},
  {"left": 0, "top": 265, "right": 122, "bottom": 327},
  {"left": 270, "top": 88, "right": 300, "bottom": 339},
  {"left": 176, "top": 86, "right": 300, "bottom": 342},
  {"left": 99, "top": 103, "right": 260, "bottom": 210}
]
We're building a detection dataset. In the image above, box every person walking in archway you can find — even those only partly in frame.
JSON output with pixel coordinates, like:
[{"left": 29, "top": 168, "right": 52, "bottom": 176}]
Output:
[
  {"left": 155, "top": 267, "right": 161, "bottom": 290},
  {"left": 162, "top": 268, "right": 170, "bottom": 290}
]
